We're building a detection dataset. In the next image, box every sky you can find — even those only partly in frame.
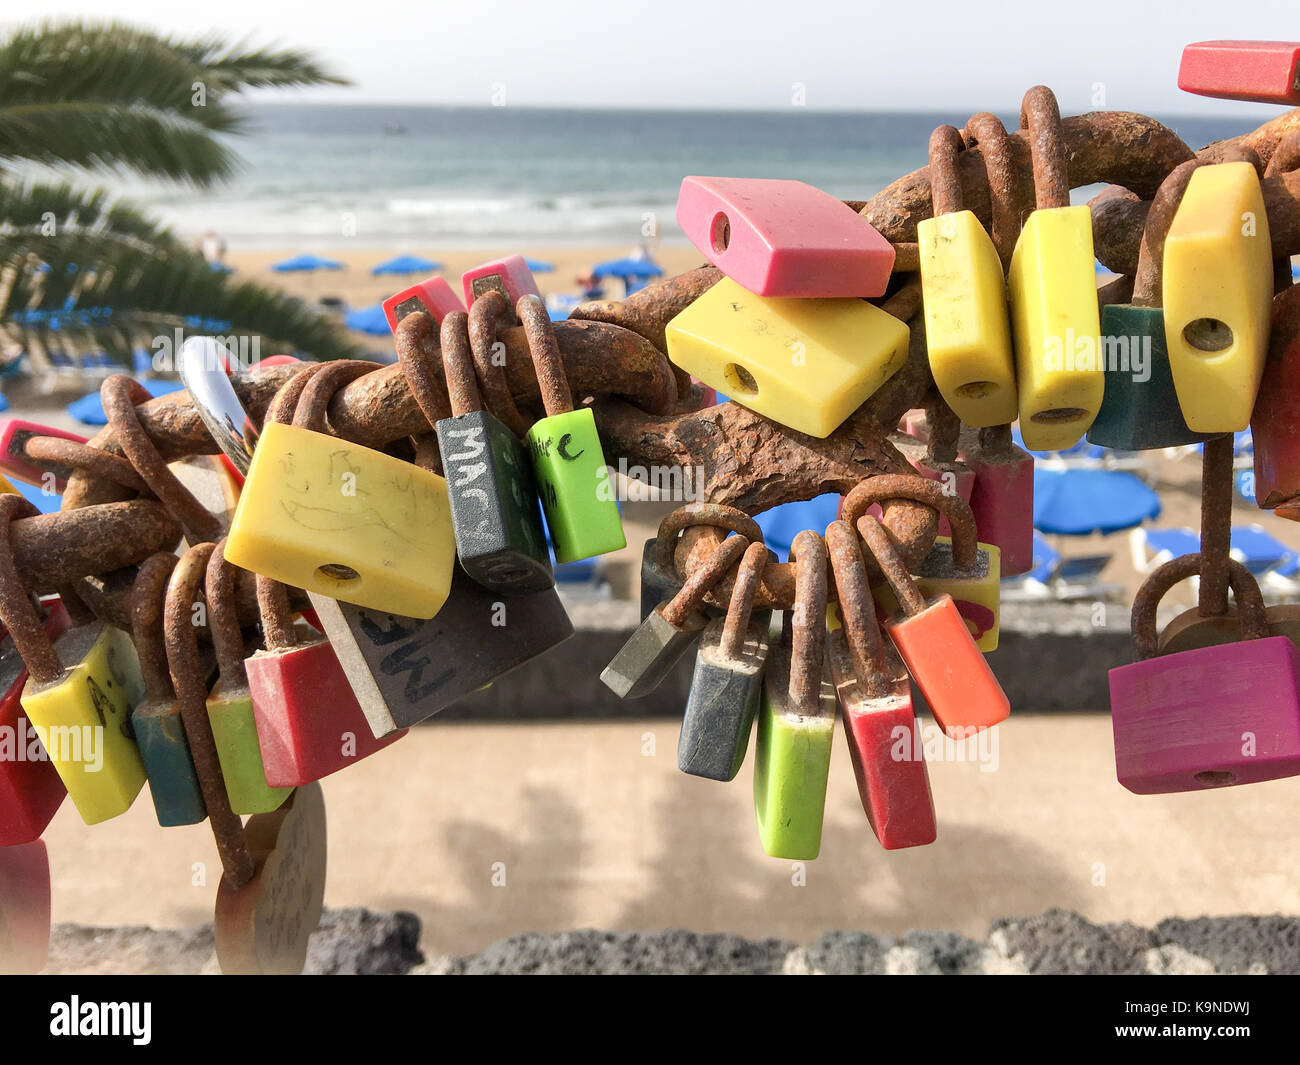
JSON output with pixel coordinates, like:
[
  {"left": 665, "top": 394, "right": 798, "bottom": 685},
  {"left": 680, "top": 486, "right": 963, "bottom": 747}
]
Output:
[{"left": 7, "top": 0, "right": 1299, "bottom": 115}]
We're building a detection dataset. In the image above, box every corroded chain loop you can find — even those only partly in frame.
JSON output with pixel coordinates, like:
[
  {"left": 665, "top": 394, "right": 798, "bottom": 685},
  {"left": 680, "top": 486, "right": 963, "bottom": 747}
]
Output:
[
  {"left": 660, "top": 532, "right": 750, "bottom": 629},
  {"left": 787, "top": 529, "right": 828, "bottom": 713},
  {"left": 1132, "top": 158, "right": 1204, "bottom": 308},
  {"left": 825, "top": 519, "right": 888, "bottom": 699},
  {"left": 927, "top": 124, "right": 967, "bottom": 218},
  {"left": 470, "top": 290, "right": 530, "bottom": 436},
  {"left": 856, "top": 513, "right": 927, "bottom": 616},
  {"left": 207, "top": 539, "right": 249, "bottom": 689},
  {"left": 21, "top": 435, "right": 149, "bottom": 494},
  {"left": 517, "top": 293, "right": 573, "bottom": 417},
  {"left": 164, "top": 542, "right": 256, "bottom": 889},
  {"left": 1131, "top": 553, "right": 1267, "bottom": 661},
  {"left": 129, "top": 552, "right": 178, "bottom": 703},
  {"left": 840, "top": 473, "right": 978, "bottom": 570},
  {"left": 1019, "top": 85, "right": 1070, "bottom": 210},
  {"left": 292, "top": 359, "right": 381, "bottom": 434},
  {"left": 1198, "top": 434, "right": 1236, "bottom": 618},
  {"left": 438, "top": 311, "right": 484, "bottom": 418},
  {"left": 0, "top": 493, "right": 63, "bottom": 683},
  {"left": 102, "top": 374, "right": 222, "bottom": 543},
  {"left": 652, "top": 503, "right": 763, "bottom": 577},
  {"left": 962, "top": 112, "right": 1022, "bottom": 269},
  {"left": 719, "top": 540, "right": 768, "bottom": 661}
]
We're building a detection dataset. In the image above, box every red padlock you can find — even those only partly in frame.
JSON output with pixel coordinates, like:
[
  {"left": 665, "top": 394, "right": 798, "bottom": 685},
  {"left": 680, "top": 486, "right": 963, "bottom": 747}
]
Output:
[
  {"left": 0, "top": 840, "right": 51, "bottom": 974},
  {"left": 825, "top": 521, "right": 936, "bottom": 849},
  {"left": 461, "top": 254, "right": 540, "bottom": 328},
  {"left": 382, "top": 275, "right": 464, "bottom": 333},
  {"left": 0, "top": 599, "right": 69, "bottom": 846},
  {"left": 857, "top": 514, "right": 1009, "bottom": 737},
  {"left": 1252, "top": 283, "right": 1300, "bottom": 515}
]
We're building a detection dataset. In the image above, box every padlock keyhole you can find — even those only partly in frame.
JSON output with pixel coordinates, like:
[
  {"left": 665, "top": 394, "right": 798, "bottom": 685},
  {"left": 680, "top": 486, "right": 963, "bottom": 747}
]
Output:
[
  {"left": 956, "top": 380, "right": 997, "bottom": 400},
  {"left": 1030, "top": 406, "right": 1087, "bottom": 424},
  {"left": 722, "top": 363, "right": 758, "bottom": 397},
  {"left": 316, "top": 563, "right": 361, "bottom": 584},
  {"left": 710, "top": 212, "right": 731, "bottom": 254},
  {"left": 1194, "top": 769, "right": 1236, "bottom": 788},
  {"left": 1182, "top": 318, "right": 1234, "bottom": 353}
]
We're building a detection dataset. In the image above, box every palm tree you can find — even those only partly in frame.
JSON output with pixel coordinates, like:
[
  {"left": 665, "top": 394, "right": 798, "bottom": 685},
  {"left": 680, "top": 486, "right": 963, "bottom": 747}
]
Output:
[{"left": 0, "top": 20, "right": 361, "bottom": 371}]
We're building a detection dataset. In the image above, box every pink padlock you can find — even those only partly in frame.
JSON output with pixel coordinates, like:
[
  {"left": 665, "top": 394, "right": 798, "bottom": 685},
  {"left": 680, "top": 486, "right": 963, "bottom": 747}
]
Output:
[
  {"left": 676, "top": 176, "right": 895, "bottom": 298},
  {"left": 960, "top": 424, "right": 1035, "bottom": 577},
  {"left": 1110, "top": 554, "right": 1300, "bottom": 794},
  {"left": 0, "top": 840, "right": 51, "bottom": 974},
  {"left": 460, "top": 254, "right": 540, "bottom": 324},
  {"left": 0, "top": 419, "right": 87, "bottom": 491},
  {"left": 382, "top": 275, "right": 465, "bottom": 333}
]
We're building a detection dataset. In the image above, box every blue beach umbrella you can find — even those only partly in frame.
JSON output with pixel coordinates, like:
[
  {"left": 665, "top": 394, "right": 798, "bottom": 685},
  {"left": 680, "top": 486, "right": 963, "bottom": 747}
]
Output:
[
  {"left": 523, "top": 257, "right": 555, "bottom": 273},
  {"left": 271, "top": 253, "right": 343, "bottom": 273},
  {"left": 345, "top": 304, "right": 394, "bottom": 335},
  {"left": 1032, "top": 467, "right": 1161, "bottom": 535},
  {"left": 591, "top": 256, "right": 663, "bottom": 281},
  {"left": 66, "top": 378, "right": 185, "bottom": 426},
  {"left": 371, "top": 254, "right": 442, "bottom": 276}
]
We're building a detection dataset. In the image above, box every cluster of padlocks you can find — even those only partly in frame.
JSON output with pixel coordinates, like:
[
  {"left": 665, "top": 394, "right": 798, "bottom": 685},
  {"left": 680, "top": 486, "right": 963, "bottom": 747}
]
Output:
[{"left": 0, "top": 40, "right": 1299, "bottom": 973}]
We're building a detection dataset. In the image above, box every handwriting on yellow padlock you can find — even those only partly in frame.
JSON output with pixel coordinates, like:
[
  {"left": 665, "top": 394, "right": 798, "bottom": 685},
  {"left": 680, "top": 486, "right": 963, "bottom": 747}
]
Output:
[
  {"left": 226, "top": 421, "right": 455, "bottom": 619},
  {"left": 665, "top": 277, "right": 909, "bottom": 438},
  {"left": 919, "top": 210, "right": 1017, "bottom": 427},
  {"left": 1008, "top": 205, "right": 1103, "bottom": 451},
  {"left": 21, "top": 624, "right": 146, "bottom": 825},
  {"left": 1162, "top": 161, "right": 1273, "bottom": 433}
]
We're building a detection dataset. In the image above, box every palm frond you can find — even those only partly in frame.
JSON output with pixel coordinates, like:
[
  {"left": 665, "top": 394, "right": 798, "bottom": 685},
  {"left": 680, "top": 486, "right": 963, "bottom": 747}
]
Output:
[{"left": 0, "top": 178, "right": 184, "bottom": 248}]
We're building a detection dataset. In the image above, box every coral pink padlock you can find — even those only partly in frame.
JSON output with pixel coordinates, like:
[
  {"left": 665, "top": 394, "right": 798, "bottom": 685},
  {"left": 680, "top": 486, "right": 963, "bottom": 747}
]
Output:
[
  {"left": 675, "top": 176, "right": 895, "bottom": 297},
  {"left": 461, "top": 254, "right": 540, "bottom": 327},
  {"left": 382, "top": 275, "right": 465, "bottom": 332},
  {"left": 1110, "top": 553, "right": 1300, "bottom": 794},
  {"left": 0, "top": 419, "right": 88, "bottom": 491}
]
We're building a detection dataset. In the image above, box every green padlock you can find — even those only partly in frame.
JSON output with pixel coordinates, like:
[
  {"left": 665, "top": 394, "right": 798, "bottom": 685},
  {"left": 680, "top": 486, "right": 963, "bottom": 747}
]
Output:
[
  {"left": 1088, "top": 159, "right": 1215, "bottom": 451},
  {"left": 205, "top": 540, "right": 291, "bottom": 815},
  {"left": 518, "top": 295, "right": 626, "bottom": 564},
  {"left": 753, "top": 531, "right": 836, "bottom": 861}
]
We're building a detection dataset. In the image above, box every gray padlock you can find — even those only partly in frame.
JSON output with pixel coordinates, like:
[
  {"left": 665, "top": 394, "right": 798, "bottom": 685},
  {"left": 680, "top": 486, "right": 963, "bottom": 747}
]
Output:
[
  {"left": 678, "top": 540, "right": 772, "bottom": 781},
  {"left": 602, "top": 532, "right": 751, "bottom": 700}
]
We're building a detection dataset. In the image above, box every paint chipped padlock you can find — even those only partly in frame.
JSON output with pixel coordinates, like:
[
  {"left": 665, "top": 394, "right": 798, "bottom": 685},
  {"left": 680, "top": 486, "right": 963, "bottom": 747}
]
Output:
[
  {"left": 225, "top": 360, "right": 456, "bottom": 619},
  {"left": 1162, "top": 160, "right": 1273, "bottom": 433},
  {"left": 959, "top": 424, "right": 1035, "bottom": 577},
  {"left": 676, "top": 176, "right": 894, "bottom": 297},
  {"left": 245, "top": 576, "right": 406, "bottom": 785},
  {"left": 918, "top": 126, "right": 1017, "bottom": 427},
  {"left": 1088, "top": 160, "right": 1217, "bottom": 451},
  {"left": 520, "top": 296, "right": 625, "bottom": 563},
  {"left": 602, "top": 534, "right": 749, "bottom": 699},
  {"left": 434, "top": 309, "right": 553, "bottom": 594},
  {"left": 0, "top": 419, "right": 86, "bottom": 491},
  {"left": 1008, "top": 87, "right": 1103, "bottom": 451},
  {"left": 0, "top": 599, "right": 69, "bottom": 846},
  {"left": 843, "top": 475, "right": 1001, "bottom": 651},
  {"left": 461, "top": 254, "right": 540, "bottom": 328},
  {"left": 1251, "top": 284, "right": 1300, "bottom": 514},
  {"left": 665, "top": 275, "right": 910, "bottom": 439},
  {"left": 129, "top": 554, "right": 207, "bottom": 827},
  {"left": 0, "top": 498, "right": 147, "bottom": 825},
  {"left": 1178, "top": 40, "right": 1300, "bottom": 105},
  {"left": 678, "top": 541, "right": 771, "bottom": 781},
  {"left": 1110, "top": 553, "right": 1300, "bottom": 793},
  {"left": 753, "top": 531, "right": 836, "bottom": 860},
  {"left": 382, "top": 274, "right": 464, "bottom": 332},
  {"left": 826, "top": 520, "right": 936, "bottom": 849},
  {"left": 214, "top": 781, "right": 327, "bottom": 975},
  {"left": 206, "top": 543, "right": 292, "bottom": 814},
  {"left": 857, "top": 512, "right": 1009, "bottom": 737}
]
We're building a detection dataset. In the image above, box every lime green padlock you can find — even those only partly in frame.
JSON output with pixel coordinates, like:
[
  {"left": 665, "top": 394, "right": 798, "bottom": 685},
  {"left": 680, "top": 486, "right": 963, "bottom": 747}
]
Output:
[
  {"left": 206, "top": 541, "right": 291, "bottom": 815},
  {"left": 753, "top": 532, "right": 836, "bottom": 861},
  {"left": 518, "top": 295, "right": 625, "bottom": 564}
]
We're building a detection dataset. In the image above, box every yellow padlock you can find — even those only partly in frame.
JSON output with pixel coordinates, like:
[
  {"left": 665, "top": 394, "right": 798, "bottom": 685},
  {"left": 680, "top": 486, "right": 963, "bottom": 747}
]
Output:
[
  {"left": 664, "top": 276, "right": 910, "bottom": 438},
  {"left": 1162, "top": 159, "right": 1274, "bottom": 433},
  {"left": 225, "top": 362, "right": 456, "bottom": 620},
  {"left": 0, "top": 497, "right": 145, "bottom": 824},
  {"left": 919, "top": 124, "right": 1017, "bottom": 428},
  {"left": 1007, "top": 87, "right": 1102, "bottom": 452}
]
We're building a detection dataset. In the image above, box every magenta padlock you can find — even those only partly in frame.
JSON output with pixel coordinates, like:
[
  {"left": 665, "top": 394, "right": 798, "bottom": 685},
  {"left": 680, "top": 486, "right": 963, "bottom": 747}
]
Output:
[
  {"left": 460, "top": 254, "right": 540, "bottom": 327},
  {"left": 381, "top": 275, "right": 464, "bottom": 332},
  {"left": 1110, "top": 554, "right": 1300, "bottom": 794},
  {"left": 959, "top": 425, "right": 1035, "bottom": 577},
  {"left": 676, "top": 176, "right": 894, "bottom": 297}
]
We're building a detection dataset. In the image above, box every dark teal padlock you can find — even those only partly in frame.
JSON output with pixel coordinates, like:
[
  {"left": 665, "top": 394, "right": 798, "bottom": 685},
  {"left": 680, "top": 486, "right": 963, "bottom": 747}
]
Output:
[
  {"left": 129, "top": 553, "right": 207, "bottom": 827},
  {"left": 1088, "top": 159, "right": 1215, "bottom": 451}
]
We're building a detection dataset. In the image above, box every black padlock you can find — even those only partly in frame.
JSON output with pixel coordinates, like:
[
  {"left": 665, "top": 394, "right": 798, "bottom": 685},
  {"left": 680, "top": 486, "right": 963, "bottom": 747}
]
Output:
[
  {"left": 434, "top": 310, "right": 553, "bottom": 595},
  {"left": 310, "top": 565, "right": 574, "bottom": 737},
  {"left": 677, "top": 540, "right": 772, "bottom": 781},
  {"left": 601, "top": 533, "right": 750, "bottom": 700}
]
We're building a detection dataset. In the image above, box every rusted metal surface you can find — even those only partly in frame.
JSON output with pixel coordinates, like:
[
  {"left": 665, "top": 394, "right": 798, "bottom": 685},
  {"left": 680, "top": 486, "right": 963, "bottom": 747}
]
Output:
[
  {"left": 841, "top": 474, "right": 978, "bottom": 570},
  {"left": 857, "top": 514, "right": 927, "bottom": 617},
  {"left": 130, "top": 553, "right": 179, "bottom": 702},
  {"left": 661, "top": 533, "right": 749, "bottom": 629},
  {"left": 518, "top": 294, "right": 573, "bottom": 417},
  {"left": 207, "top": 541, "right": 250, "bottom": 688},
  {"left": 927, "top": 125, "right": 967, "bottom": 217},
  {"left": 15, "top": 499, "right": 181, "bottom": 591},
  {"left": 1132, "top": 159, "right": 1203, "bottom": 307},
  {"left": 0, "top": 494, "right": 64, "bottom": 683},
  {"left": 786, "top": 530, "right": 828, "bottom": 712},
  {"left": 719, "top": 540, "right": 767, "bottom": 661},
  {"left": 22, "top": 436, "right": 148, "bottom": 494},
  {"left": 256, "top": 574, "right": 298, "bottom": 653},
  {"left": 1019, "top": 86, "right": 1070, "bottom": 210},
  {"left": 1130, "top": 554, "right": 1266, "bottom": 661},
  {"left": 469, "top": 292, "right": 529, "bottom": 435},
  {"left": 164, "top": 543, "right": 255, "bottom": 889},
  {"left": 963, "top": 112, "right": 1020, "bottom": 269},
  {"left": 433, "top": 312, "right": 481, "bottom": 420},
  {"left": 1198, "top": 435, "right": 1236, "bottom": 617},
  {"left": 825, "top": 519, "right": 887, "bottom": 698}
]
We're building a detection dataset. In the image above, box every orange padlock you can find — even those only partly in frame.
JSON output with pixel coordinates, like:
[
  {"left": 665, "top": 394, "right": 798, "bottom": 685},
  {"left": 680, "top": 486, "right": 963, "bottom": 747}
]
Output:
[{"left": 856, "top": 514, "right": 1009, "bottom": 737}]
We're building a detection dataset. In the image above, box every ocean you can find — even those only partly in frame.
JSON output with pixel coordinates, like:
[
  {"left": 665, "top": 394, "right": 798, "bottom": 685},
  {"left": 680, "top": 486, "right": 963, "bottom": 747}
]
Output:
[{"left": 118, "top": 104, "right": 1250, "bottom": 249}]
